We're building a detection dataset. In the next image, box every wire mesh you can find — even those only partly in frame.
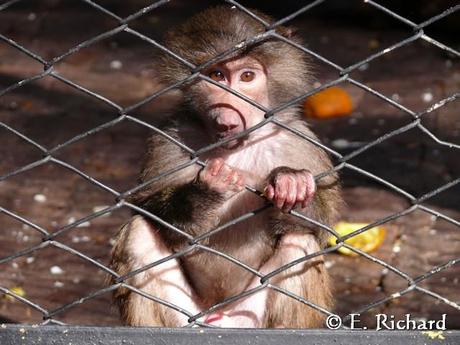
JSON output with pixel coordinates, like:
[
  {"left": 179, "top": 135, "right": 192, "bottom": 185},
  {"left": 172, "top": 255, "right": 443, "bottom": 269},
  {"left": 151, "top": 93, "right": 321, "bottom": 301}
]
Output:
[{"left": 0, "top": 0, "right": 459, "bottom": 329}]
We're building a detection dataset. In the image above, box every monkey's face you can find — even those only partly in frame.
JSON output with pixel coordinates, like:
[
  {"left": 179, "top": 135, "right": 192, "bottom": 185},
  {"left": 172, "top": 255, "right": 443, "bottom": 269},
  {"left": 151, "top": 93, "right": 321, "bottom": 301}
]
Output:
[{"left": 194, "top": 56, "right": 270, "bottom": 150}]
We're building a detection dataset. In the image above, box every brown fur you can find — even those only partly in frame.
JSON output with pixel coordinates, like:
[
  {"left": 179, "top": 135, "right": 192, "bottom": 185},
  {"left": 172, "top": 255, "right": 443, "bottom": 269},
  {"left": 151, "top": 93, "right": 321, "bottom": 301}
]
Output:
[
  {"left": 110, "top": 5, "right": 341, "bottom": 328},
  {"left": 110, "top": 217, "right": 193, "bottom": 327},
  {"left": 159, "top": 6, "right": 312, "bottom": 109},
  {"left": 264, "top": 234, "right": 333, "bottom": 328}
]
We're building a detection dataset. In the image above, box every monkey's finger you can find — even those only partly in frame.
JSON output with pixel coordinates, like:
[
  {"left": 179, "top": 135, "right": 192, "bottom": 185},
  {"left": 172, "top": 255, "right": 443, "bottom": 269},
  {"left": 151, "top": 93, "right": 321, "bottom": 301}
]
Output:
[
  {"left": 235, "top": 174, "right": 245, "bottom": 188},
  {"left": 301, "top": 172, "right": 316, "bottom": 208},
  {"left": 282, "top": 175, "right": 297, "bottom": 213},
  {"left": 218, "top": 164, "right": 233, "bottom": 179},
  {"left": 296, "top": 176, "right": 308, "bottom": 209},
  {"left": 264, "top": 185, "right": 275, "bottom": 200},
  {"left": 225, "top": 170, "right": 239, "bottom": 185},
  {"left": 208, "top": 158, "right": 224, "bottom": 176},
  {"left": 275, "top": 177, "right": 289, "bottom": 210},
  {"left": 231, "top": 173, "right": 240, "bottom": 185}
]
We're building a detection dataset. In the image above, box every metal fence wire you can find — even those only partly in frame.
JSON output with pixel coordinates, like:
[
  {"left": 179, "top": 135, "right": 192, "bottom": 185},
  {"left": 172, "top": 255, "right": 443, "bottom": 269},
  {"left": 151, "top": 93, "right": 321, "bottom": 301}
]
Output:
[{"left": 0, "top": 0, "right": 459, "bottom": 329}]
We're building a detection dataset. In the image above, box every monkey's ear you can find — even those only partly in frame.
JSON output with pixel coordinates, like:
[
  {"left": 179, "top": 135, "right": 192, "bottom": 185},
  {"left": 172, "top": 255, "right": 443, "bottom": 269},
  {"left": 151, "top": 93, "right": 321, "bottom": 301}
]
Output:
[{"left": 276, "top": 25, "right": 298, "bottom": 39}]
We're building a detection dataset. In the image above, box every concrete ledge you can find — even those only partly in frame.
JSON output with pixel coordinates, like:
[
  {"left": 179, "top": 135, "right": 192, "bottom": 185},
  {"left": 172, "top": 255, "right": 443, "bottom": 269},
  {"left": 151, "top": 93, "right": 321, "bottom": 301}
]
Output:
[{"left": 0, "top": 325, "right": 459, "bottom": 345}]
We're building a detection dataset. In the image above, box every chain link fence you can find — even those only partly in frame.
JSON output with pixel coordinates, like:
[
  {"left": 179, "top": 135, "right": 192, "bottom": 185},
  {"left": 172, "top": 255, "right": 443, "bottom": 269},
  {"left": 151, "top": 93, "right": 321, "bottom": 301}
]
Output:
[{"left": 0, "top": 0, "right": 459, "bottom": 336}]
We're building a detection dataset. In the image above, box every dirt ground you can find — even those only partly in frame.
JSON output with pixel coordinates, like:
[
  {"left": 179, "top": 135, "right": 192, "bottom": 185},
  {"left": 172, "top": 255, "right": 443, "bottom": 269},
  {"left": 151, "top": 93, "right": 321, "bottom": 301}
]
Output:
[{"left": 0, "top": 1, "right": 459, "bottom": 328}]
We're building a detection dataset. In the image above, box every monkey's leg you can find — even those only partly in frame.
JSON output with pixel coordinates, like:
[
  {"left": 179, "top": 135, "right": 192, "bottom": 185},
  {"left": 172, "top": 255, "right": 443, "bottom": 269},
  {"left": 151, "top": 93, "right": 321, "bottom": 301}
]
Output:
[
  {"left": 111, "top": 215, "right": 201, "bottom": 326},
  {"left": 265, "top": 232, "right": 332, "bottom": 328},
  {"left": 204, "top": 232, "right": 331, "bottom": 328}
]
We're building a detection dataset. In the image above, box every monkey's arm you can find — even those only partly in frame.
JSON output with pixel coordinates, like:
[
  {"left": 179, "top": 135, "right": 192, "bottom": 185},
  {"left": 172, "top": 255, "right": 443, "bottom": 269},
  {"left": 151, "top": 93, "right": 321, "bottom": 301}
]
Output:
[
  {"left": 139, "top": 181, "right": 224, "bottom": 245},
  {"left": 131, "top": 135, "right": 244, "bottom": 247},
  {"left": 264, "top": 119, "right": 341, "bottom": 245},
  {"left": 265, "top": 165, "right": 340, "bottom": 246}
]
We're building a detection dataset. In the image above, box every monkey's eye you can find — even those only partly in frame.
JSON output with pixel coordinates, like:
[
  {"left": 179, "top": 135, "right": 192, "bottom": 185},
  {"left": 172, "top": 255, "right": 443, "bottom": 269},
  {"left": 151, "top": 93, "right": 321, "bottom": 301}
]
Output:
[
  {"left": 240, "top": 71, "right": 255, "bottom": 82},
  {"left": 208, "top": 70, "right": 225, "bottom": 82}
]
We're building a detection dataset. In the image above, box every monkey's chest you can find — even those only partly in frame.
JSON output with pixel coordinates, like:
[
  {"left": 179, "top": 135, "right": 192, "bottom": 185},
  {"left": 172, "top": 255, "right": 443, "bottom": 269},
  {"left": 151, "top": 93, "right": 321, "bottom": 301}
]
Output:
[{"left": 186, "top": 147, "right": 279, "bottom": 304}]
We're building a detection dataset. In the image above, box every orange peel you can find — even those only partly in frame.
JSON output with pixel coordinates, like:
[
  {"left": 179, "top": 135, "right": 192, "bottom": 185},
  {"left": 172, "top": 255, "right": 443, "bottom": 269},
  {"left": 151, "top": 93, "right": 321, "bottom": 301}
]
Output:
[{"left": 3, "top": 286, "right": 26, "bottom": 302}]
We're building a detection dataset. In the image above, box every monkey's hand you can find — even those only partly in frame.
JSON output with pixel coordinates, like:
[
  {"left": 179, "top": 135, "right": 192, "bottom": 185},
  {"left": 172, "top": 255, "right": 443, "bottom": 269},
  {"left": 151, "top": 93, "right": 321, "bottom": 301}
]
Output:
[
  {"left": 264, "top": 167, "right": 316, "bottom": 213},
  {"left": 199, "top": 158, "right": 245, "bottom": 198}
]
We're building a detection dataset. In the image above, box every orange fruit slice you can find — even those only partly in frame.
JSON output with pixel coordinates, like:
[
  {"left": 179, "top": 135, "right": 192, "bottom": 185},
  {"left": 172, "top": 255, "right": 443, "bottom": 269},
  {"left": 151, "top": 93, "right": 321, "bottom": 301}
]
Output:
[
  {"left": 304, "top": 86, "right": 353, "bottom": 119},
  {"left": 329, "top": 222, "right": 386, "bottom": 256}
]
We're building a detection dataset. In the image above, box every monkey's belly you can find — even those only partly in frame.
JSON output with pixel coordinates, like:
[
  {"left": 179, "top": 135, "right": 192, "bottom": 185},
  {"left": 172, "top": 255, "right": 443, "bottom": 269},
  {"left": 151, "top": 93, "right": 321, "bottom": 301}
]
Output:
[{"left": 181, "top": 216, "right": 275, "bottom": 307}]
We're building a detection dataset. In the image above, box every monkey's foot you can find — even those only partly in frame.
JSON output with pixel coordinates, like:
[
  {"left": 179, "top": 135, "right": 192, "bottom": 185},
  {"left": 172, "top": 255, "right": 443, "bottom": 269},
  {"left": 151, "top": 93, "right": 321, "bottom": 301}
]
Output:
[
  {"left": 204, "top": 311, "right": 259, "bottom": 328},
  {"left": 202, "top": 290, "right": 268, "bottom": 328}
]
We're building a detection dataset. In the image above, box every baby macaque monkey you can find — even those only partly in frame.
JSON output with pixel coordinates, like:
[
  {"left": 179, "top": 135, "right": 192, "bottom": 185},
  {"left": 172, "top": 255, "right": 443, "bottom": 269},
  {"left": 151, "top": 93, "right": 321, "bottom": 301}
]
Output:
[{"left": 110, "top": 6, "right": 341, "bottom": 328}]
